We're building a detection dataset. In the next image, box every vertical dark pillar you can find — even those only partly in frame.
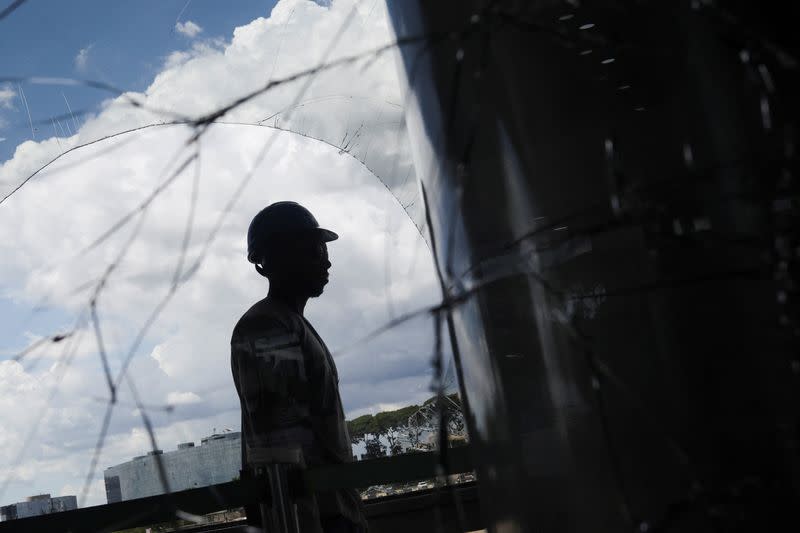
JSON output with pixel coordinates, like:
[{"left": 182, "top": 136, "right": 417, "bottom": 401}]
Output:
[{"left": 387, "top": 2, "right": 799, "bottom": 531}]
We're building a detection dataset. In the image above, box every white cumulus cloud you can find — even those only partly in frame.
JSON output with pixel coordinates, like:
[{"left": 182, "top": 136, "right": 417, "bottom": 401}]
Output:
[
  {"left": 74, "top": 44, "right": 94, "bottom": 72},
  {"left": 0, "top": 85, "right": 15, "bottom": 110},
  {"left": 175, "top": 20, "right": 203, "bottom": 38},
  {"left": 166, "top": 391, "right": 202, "bottom": 405}
]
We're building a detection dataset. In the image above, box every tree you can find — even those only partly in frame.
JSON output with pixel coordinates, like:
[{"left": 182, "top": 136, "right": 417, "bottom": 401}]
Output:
[
  {"left": 347, "top": 414, "right": 376, "bottom": 445},
  {"left": 363, "top": 435, "right": 386, "bottom": 459},
  {"left": 389, "top": 439, "right": 403, "bottom": 456},
  {"left": 347, "top": 404, "right": 421, "bottom": 452},
  {"left": 373, "top": 408, "right": 414, "bottom": 455},
  {"left": 346, "top": 393, "right": 468, "bottom": 456}
]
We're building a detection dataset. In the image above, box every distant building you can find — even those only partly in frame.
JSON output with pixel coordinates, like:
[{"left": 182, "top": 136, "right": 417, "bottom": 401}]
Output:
[
  {"left": 103, "top": 432, "right": 241, "bottom": 503},
  {"left": 0, "top": 494, "right": 77, "bottom": 521}
]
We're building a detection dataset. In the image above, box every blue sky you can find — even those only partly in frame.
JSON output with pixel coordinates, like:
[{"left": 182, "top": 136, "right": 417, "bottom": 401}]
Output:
[{"left": 0, "top": 0, "right": 278, "bottom": 162}]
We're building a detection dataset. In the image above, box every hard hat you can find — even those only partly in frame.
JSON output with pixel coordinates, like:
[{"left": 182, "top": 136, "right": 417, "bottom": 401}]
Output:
[{"left": 247, "top": 201, "right": 338, "bottom": 264}]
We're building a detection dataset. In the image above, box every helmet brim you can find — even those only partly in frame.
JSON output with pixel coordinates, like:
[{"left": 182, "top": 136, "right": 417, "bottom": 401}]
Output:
[
  {"left": 317, "top": 228, "right": 339, "bottom": 242},
  {"left": 247, "top": 227, "right": 339, "bottom": 263}
]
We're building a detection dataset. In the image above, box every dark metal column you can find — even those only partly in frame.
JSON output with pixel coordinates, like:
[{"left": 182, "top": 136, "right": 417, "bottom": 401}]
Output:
[{"left": 387, "top": 2, "right": 799, "bottom": 531}]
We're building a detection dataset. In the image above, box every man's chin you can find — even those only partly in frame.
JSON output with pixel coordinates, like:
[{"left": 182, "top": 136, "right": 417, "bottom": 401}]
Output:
[{"left": 308, "top": 284, "right": 326, "bottom": 298}]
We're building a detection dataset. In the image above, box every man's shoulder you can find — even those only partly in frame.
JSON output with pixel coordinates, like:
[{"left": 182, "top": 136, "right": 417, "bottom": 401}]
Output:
[{"left": 231, "top": 298, "right": 300, "bottom": 341}]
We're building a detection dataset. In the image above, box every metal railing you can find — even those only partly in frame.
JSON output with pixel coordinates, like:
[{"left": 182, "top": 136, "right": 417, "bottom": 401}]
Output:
[{"left": 0, "top": 446, "right": 476, "bottom": 533}]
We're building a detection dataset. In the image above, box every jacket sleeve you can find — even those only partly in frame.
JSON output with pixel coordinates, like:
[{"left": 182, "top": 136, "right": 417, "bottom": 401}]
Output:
[
  {"left": 231, "top": 333, "right": 263, "bottom": 417},
  {"left": 231, "top": 320, "right": 314, "bottom": 459}
]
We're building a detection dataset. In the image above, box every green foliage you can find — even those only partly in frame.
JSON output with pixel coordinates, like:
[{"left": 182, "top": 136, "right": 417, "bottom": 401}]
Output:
[
  {"left": 346, "top": 393, "right": 463, "bottom": 451},
  {"left": 363, "top": 435, "right": 386, "bottom": 459},
  {"left": 347, "top": 414, "right": 377, "bottom": 442},
  {"left": 347, "top": 404, "right": 420, "bottom": 442}
]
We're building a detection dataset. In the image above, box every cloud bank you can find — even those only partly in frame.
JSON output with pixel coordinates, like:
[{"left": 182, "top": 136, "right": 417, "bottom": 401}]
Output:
[{"left": 175, "top": 20, "right": 203, "bottom": 38}]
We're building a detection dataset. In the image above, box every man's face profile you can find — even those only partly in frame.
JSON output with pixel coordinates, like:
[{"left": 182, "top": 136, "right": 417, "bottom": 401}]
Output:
[{"left": 268, "top": 236, "right": 331, "bottom": 298}]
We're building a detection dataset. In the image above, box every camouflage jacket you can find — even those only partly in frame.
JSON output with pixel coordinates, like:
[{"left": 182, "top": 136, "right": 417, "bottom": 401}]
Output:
[{"left": 231, "top": 296, "right": 364, "bottom": 526}]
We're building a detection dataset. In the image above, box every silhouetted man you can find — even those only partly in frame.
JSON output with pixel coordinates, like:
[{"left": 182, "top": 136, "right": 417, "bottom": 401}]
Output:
[{"left": 231, "top": 201, "right": 366, "bottom": 532}]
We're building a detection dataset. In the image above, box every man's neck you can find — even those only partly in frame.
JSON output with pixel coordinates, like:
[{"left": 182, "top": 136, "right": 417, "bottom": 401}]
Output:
[{"left": 267, "top": 285, "right": 308, "bottom": 315}]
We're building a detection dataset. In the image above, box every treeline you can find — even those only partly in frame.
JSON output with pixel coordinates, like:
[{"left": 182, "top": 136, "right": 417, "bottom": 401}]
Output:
[
  {"left": 346, "top": 393, "right": 462, "bottom": 458},
  {"left": 347, "top": 404, "right": 419, "bottom": 441}
]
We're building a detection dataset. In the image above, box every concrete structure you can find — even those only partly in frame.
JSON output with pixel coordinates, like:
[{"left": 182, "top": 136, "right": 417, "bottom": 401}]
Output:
[
  {"left": 0, "top": 494, "right": 77, "bottom": 521},
  {"left": 103, "top": 432, "right": 241, "bottom": 503}
]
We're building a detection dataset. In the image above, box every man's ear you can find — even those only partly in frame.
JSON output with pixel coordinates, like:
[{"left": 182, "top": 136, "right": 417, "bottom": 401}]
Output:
[
  {"left": 255, "top": 254, "right": 271, "bottom": 278},
  {"left": 255, "top": 263, "right": 269, "bottom": 278}
]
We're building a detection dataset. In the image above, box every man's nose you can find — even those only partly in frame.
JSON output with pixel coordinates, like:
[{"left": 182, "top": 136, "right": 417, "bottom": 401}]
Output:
[{"left": 324, "top": 258, "right": 331, "bottom": 269}]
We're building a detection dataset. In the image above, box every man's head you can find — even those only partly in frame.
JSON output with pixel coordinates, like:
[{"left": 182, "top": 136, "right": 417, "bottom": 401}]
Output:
[{"left": 247, "top": 202, "right": 338, "bottom": 298}]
